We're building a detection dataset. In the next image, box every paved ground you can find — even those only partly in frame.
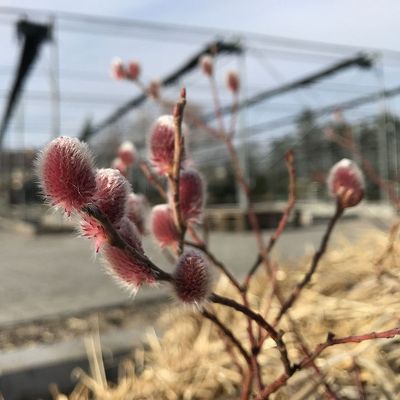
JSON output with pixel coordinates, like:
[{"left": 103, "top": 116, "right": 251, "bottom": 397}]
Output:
[{"left": 0, "top": 216, "right": 386, "bottom": 326}]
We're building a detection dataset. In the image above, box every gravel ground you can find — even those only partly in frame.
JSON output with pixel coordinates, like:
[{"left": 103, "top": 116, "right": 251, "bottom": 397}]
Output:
[{"left": 0, "top": 299, "right": 168, "bottom": 351}]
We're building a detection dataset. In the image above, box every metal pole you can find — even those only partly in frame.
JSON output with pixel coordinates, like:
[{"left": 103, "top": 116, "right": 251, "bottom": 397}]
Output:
[
  {"left": 50, "top": 16, "right": 60, "bottom": 139},
  {"left": 16, "top": 97, "right": 26, "bottom": 215},
  {"left": 237, "top": 39, "right": 249, "bottom": 209},
  {"left": 374, "top": 59, "right": 389, "bottom": 202}
]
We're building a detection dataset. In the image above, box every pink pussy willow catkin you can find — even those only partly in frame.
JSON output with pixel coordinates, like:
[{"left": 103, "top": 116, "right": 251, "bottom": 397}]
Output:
[{"left": 36, "top": 136, "right": 96, "bottom": 214}]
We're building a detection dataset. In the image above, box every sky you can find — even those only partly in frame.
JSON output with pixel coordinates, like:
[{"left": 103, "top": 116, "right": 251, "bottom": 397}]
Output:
[
  {"left": 1, "top": 0, "right": 398, "bottom": 50},
  {"left": 0, "top": 0, "right": 399, "bottom": 151}
]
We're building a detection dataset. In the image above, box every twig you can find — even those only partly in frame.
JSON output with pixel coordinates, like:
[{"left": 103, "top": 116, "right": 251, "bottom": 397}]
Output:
[
  {"left": 185, "top": 240, "right": 242, "bottom": 293},
  {"left": 275, "top": 202, "right": 343, "bottom": 323},
  {"left": 210, "top": 293, "right": 292, "bottom": 376},
  {"left": 202, "top": 309, "right": 250, "bottom": 363},
  {"left": 302, "top": 327, "right": 400, "bottom": 367},
  {"left": 256, "top": 327, "right": 400, "bottom": 399},
  {"left": 138, "top": 160, "right": 167, "bottom": 199},
  {"left": 209, "top": 75, "right": 226, "bottom": 136},
  {"left": 244, "top": 150, "right": 296, "bottom": 289},
  {"left": 185, "top": 237, "right": 265, "bottom": 392},
  {"left": 82, "top": 204, "right": 173, "bottom": 282},
  {"left": 133, "top": 79, "right": 223, "bottom": 139},
  {"left": 169, "top": 88, "right": 187, "bottom": 254},
  {"left": 228, "top": 91, "right": 239, "bottom": 139},
  {"left": 286, "top": 313, "right": 340, "bottom": 400},
  {"left": 187, "top": 225, "right": 204, "bottom": 246},
  {"left": 258, "top": 260, "right": 278, "bottom": 334}
]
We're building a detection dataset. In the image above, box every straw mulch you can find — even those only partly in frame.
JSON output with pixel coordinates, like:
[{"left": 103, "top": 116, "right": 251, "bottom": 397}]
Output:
[{"left": 55, "top": 229, "right": 400, "bottom": 400}]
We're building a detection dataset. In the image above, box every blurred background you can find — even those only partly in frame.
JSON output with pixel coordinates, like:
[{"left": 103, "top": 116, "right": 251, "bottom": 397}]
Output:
[{"left": 0, "top": 1, "right": 399, "bottom": 399}]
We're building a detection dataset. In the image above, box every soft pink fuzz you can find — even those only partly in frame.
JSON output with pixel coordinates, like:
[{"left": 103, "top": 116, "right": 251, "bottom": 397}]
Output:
[
  {"left": 36, "top": 136, "right": 96, "bottom": 214},
  {"left": 149, "top": 115, "right": 181, "bottom": 175},
  {"left": 117, "top": 141, "right": 136, "bottom": 166},
  {"left": 177, "top": 169, "right": 204, "bottom": 223},
  {"left": 111, "top": 58, "right": 126, "bottom": 80},
  {"left": 148, "top": 79, "right": 160, "bottom": 99},
  {"left": 226, "top": 70, "right": 240, "bottom": 93},
  {"left": 103, "top": 217, "right": 155, "bottom": 288},
  {"left": 174, "top": 250, "right": 211, "bottom": 304},
  {"left": 199, "top": 55, "right": 213, "bottom": 76},
  {"left": 92, "top": 168, "right": 130, "bottom": 224},
  {"left": 80, "top": 215, "right": 108, "bottom": 253},
  {"left": 127, "top": 61, "right": 140, "bottom": 80},
  {"left": 327, "top": 159, "right": 365, "bottom": 208},
  {"left": 126, "top": 193, "right": 147, "bottom": 235},
  {"left": 150, "top": 204, "right": 179, "bottom": 248}
]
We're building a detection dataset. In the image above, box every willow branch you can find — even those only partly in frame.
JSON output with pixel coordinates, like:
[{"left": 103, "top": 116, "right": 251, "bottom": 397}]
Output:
[
  {"left": 256, "top": 327, "right": 400, "bottom": 399},
  {"left": 82, "top": 204, "right": 173, "bottom": 282},
  {"left": 275, "top": 202, "right": 343, "bottom": 323},
  {"left": 210, "top": 293, "right": 292, "bottom": 375},
  {"left": 244, "top": 150, "right": 296, "bottom": 288},
  {"left": 185, "top": 240, "right": 242, "bottom": 293},
  {"left": 169, "top": 88, "right": 187, "bottom": 255},
  {"left": 138, "top": 160, "right": 167, "bottom": 199},
  {"left": 228, "top": 91, "right": 239, "bottom": 139},
  {"left": 202, "top": 309, "right": 250, "bottom": 363},
  {"left": 209, "top": 75, "right": 226, "bottom": 136}
]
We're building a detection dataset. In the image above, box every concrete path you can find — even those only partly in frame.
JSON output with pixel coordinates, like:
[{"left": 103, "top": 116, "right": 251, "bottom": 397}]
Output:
[{"left": 0, "top": 217, "right": 384, "bottom": 326}]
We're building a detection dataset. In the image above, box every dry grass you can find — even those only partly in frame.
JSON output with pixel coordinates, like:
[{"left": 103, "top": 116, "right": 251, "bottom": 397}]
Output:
[{"left": 55, "top": 228, "right": 400, "bottom": 399}]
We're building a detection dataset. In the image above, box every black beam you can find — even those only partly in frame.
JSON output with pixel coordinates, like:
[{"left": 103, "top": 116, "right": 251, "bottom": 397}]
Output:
[{"left": 82, "top": 40, "right": 242, "bottom": 141}]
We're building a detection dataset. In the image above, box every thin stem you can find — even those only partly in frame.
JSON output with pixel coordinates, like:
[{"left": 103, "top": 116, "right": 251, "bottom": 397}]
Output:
[
  {"left": 255, "top": 326, "right": 400, "bottom": 399},
  {"left": 82, "top": 204, "right": 173, "bottom": 283},
  {"left": 210, "top": 293, "right": 292, "bottom": 376},
  {"left": 224, "top": 137, "right": 272, "bottom": 273},
  {"left": 138, "top": 160, "right": 167, "bottom": 199},
  {"left": 286, "top": 313, "right": 340, "bottom": 400},
  {"left": 241, "top": 292, "right": 264, "bottom": 391},
  {"left": 275, "top": 202, "right": 343, "bottom": 323},
  {"left": 202, "top": 309, "right": 250, "bottom": 363},
  {"left": 244, "top": 150, "right": 296, "bottom": 288},
  {"left": 209, "top": 75, "right": 226, "bottom": 136},
  {"left": 228, "top": 91, "right": 239, "bottom": 139},
  {"left": 169, "top": 88, "right": 187, "bottom": 255},
  {"left": 302, "top": 327, "right": 400, "bottom": 367},
  {"left": 241, "top": 365, "right": 254, "bottom": 400},
  {"left": 187, "top": 225, "right": 204, "bottom": 246},
  {"left": 185, "top": 240, "right": 242, "bottom": 293}
]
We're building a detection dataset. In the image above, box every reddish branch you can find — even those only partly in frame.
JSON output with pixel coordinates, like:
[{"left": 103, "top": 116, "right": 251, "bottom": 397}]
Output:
[
  {"left": 285, "top": 314, "right": 340, "bottom": 400},
  {"left": 256, "top": 327, "right": 400, "bottom": 399},
  {"left": 244, "top": 150, "right": 297, "bottom": 289},
  {"left": 228, "top": 91, "right": 239, "bottom": 139},
  {"left": 210, "top": 293, "right": 293, "bottom": 376},
  {"left": 185, "top": 240, "right": 242, "bottom": 292},
  {"left": 275, "top": 202, "right": 343, "bottom": 323},
  {"left": 120, "top": 72, "right": 389, "bottom": 400},
  {"left": 169, "top": 88, "right": 187, "bottom": 254},
  {"left": 138, "top": 160, "right": 167, "bottom": 199},
  {"left": 202, "top": 308, "right": 250, "bottom": 363},
  {"left": 82, "top": 203, "right": 173, "bottom": 283},
  {"left": 209, "top": 75, "right": 226, "bottom": 136}
]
